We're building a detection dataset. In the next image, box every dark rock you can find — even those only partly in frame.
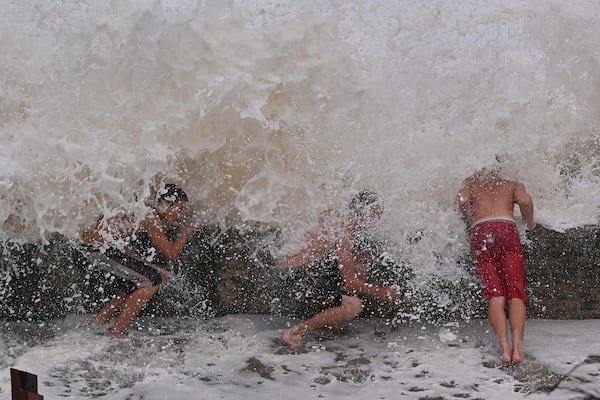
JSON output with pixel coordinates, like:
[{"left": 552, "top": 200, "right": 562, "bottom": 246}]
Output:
[
  {"left": 525, "top": 225, "right": 600, "bottom": 319},
  {"left": 0, "top": 223, "right": 599, "bottom": 322}
]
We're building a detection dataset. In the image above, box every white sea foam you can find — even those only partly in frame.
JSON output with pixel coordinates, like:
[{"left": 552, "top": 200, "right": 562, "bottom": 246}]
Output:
[
  {"left": 2, "top": 0, "right": 600, "bottom": 246},
  {"left": 1, "top": 315, "right": 599, "bottom": 399}
]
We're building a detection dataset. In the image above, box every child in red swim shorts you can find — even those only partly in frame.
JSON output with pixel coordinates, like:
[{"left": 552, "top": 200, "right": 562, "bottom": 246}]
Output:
[
  {"left": 470, "top": 219, "right": 527, "bottom": 303},
  {"left": 456, "top": 168, "right": 535, "bottom": 364}
]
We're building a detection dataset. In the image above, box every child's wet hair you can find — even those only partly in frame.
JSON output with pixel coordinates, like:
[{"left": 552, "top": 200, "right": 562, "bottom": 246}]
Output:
[
  {"left": 465, "top": 167, "right": 501, "bottom": 185},
  {"left": 348, "top": 190, "right": 379, "bottom": 214},
  {"left": 157, "top": 183, "right": 189, "bottom": 204}
]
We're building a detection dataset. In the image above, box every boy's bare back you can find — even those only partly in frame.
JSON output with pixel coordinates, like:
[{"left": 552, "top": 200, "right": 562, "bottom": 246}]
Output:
[
  {"left": 457, "top": 176, "right": 535, "bottom": 229},
  {"left": 468, "top": 179, "right": 519, "bottom": 224}
]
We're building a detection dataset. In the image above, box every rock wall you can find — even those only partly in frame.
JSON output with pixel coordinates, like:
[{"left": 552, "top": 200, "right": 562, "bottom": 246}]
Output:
[
  {"left": 525, "top": 225, "right": 600, "bottom": 319},
  {"left": 0, "top": 224, "right": 598, "bottom": 323}
]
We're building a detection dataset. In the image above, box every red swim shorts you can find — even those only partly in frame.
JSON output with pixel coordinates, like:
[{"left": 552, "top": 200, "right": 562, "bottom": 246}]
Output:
[{"left": 470, "top": 220, "right": 527, "bottom": 302}]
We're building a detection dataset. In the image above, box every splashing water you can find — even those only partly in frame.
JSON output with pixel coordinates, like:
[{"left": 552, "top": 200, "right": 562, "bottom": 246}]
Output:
[{"left": 1, "top": 0, "right": 600, "bottom": 285}]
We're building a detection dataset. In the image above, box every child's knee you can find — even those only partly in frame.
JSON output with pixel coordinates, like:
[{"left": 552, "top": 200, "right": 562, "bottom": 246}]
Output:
[{"left": 345, "top": 296, "right": 363, "bottom": 316}]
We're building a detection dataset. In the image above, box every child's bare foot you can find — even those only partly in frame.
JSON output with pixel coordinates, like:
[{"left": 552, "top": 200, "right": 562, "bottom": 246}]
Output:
[
  {"left": 512, "top": 344, "right": 525, "bottom": 363},
  {"left": 281, "top": 326, "right": 306, "bottom": 349},
  {"left": 88, "top": 316, "right": 109, "bottom": 326},
  {"left": 500, "top": 344, "right": 512, "bottom": 363},
  {"left": 108, "top": 327, "right": 128, "bottom": 338}
]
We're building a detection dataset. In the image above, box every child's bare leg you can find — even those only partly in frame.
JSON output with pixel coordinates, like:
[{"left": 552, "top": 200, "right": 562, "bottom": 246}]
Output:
[
  {"left": 508, "top": 298, "right": 526, "bottom": 363},
  {"left": 89, "top": 293, "right": 126, "bottom": 325},
  {"left": 488, "top": 296, "right": 511, "bottom": 363},
  {"left": 109, "top": 286, "right": 159, "bottom": 338},
  {"left": 281, "top": 295, "right": 362, "bottom": 348}
]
